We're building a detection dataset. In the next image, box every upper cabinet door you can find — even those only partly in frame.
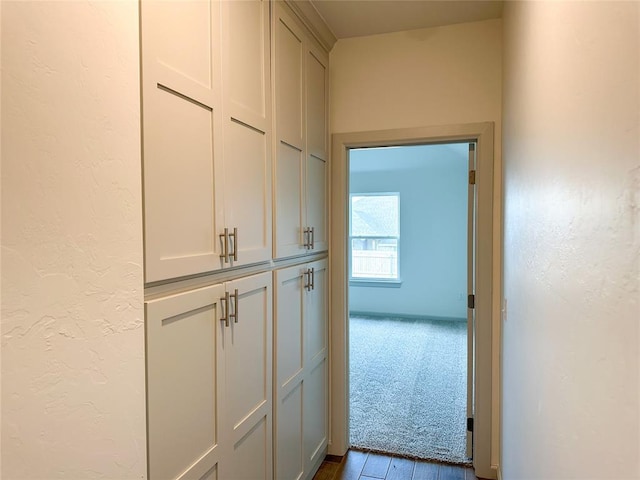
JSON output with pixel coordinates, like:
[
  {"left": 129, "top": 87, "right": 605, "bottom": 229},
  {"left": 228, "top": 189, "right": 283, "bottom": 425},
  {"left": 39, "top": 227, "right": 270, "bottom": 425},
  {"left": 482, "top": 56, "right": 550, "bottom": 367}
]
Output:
[
  {"left": 141, "top": 0, "right": 225, "bottom": 283},
  {"left": 221, "top": 0, "right": 272, "bottom": 267},
  {"left": 305, "top": 42, "right": 329, "bottom": 253},
  {"left": 274, "top": 5, "right": 306, "bottom": 259},
  {"left": 273, "top": 4, "right": 329, "bottom": 259}
]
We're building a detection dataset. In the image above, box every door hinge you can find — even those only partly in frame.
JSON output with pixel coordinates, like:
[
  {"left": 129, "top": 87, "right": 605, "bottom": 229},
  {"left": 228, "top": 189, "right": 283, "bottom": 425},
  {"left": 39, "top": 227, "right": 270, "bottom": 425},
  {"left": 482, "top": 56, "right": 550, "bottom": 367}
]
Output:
[
  {"left": 468, "top": 294, "right": 475, "bottom": 309},
  {"left": 469, "top": 170, "right": 476, "bottom": 185},
  {"left": 467, "top": 417, "right": 474, "bottom": 432}
]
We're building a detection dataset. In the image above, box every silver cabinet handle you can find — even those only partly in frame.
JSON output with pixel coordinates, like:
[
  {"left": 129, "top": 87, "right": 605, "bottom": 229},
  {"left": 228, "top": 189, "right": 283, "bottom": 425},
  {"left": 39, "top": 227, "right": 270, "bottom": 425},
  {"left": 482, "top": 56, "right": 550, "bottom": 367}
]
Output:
[
  {"left": 310, "top": 227, "right": 315, "bottom": 250},
  {"left": 304, "top": 268, "right": 315, "bottom": 291},
  {"left": 229, "top": 227, "right": 238, "bottom": 261},
  {"left": 303, "top": 227, "right": 310, "bottom": 249},
  {"left": 304, "top": 269, "right": 311, "bottom": 291},
  {"left": 219, "top": 227, "right": 230, "bottom": 263},
  {"left": 220, "top": 291, "right": 230, "bottom": 327},
  {"left": 230, "top": 288, "right": 239, "bottom": 323}
]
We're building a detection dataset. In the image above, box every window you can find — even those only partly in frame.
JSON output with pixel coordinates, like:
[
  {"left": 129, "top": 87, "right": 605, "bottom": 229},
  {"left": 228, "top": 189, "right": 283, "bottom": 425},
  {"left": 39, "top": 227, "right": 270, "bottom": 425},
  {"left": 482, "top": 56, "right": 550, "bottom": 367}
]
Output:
[{"left": 350, "top": 193, "right": 400, "bottom": 281}]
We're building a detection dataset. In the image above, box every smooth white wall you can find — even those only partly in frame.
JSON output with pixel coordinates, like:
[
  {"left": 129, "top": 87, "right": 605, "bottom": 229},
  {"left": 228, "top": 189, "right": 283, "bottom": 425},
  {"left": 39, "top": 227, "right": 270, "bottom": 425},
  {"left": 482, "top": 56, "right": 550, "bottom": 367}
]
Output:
[
  {"left": 502, "top": 2, "right": 640, "bottom": 478},
  {"left": 330, "top": 19, "right": 502, "bottom": 135},
  {"left": 349, "top": 144, "right": 468, "bottom": 319},
  {"left": 1, "top": 2, "right": 146, "bottom": 478}
]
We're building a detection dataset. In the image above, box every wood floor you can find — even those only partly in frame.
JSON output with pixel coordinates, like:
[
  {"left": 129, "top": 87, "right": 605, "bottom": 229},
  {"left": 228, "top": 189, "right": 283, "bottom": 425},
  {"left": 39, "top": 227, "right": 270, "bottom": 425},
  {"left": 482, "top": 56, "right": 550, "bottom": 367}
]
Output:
[{"left": 312, "top": 450, "right": 480, "bottom": 480}]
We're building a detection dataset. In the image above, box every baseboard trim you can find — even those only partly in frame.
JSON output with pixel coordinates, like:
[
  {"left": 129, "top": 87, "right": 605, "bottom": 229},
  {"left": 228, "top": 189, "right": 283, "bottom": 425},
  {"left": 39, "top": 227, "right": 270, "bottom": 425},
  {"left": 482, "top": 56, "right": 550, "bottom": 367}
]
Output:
[
  {"left": 324, "top": 454, "right": 343, "bottom": 464},
  {"left": 349, "top": 311, "right": 466, "bottom": 323}
]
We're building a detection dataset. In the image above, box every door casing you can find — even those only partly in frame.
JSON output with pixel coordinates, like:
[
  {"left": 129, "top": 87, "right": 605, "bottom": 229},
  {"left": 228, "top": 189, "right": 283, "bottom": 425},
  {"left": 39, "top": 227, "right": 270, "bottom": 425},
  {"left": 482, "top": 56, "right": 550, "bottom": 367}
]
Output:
[{"left": 328, "top": 122, "right": 496, "bottom": 479}]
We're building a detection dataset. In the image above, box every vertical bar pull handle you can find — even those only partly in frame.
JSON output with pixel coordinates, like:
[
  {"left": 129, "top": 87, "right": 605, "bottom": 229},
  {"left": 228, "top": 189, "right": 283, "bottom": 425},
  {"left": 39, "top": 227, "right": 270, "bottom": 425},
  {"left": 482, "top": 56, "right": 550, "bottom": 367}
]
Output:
[
  {"left": 219, "top": 228, "right": 230, "bottom": 263},
  {"left": 304, "top": 269, "right": 311, "bottom": 291},
  {"left": 310, "top": 267, "right": 315, "bottom": 291},
  {"left": 230, "top": 288, "right": 239, "bottom": 323},
  {"left": 310, "top": 227, "right": 315, "bottom": 250},
  {"left": 220, "top": 291, "right": 230, "bottom": 327},
  {"left": 230, "top": 227, "right": 238, "bottom": 261},
  {"left": 303, "top": 227, "right": 310, "bottom": 249}
]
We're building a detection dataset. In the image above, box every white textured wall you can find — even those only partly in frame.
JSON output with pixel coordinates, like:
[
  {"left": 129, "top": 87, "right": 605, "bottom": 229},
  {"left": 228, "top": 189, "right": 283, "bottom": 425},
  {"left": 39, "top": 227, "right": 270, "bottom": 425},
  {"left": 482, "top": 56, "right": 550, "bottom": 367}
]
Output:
[
  {"left": 331, "top": 19, "right": 503, "bottom": 467},
  {"left": 502, "top": 2, "right": 640, "bottom": 478},
  {"left": 1, "top": 1, "right": 146, "bottom": 478}
]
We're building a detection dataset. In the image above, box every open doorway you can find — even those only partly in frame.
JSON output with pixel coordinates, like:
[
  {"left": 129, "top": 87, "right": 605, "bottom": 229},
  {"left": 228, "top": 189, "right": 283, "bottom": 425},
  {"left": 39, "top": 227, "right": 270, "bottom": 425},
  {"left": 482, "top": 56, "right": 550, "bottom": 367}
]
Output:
[
  {"left": 347, "top": 143, "right": 472, "bottom": 464},
  {"left": 328, "top": 122, "right": 495, "bottom": 479}
]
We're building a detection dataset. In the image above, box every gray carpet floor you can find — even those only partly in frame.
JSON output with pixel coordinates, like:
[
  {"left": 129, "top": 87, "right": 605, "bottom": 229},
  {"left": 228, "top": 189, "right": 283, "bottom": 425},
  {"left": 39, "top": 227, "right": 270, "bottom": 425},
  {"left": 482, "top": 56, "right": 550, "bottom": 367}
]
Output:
[{"left": 349, "top": 315, "right": 469, "bottom": 465}]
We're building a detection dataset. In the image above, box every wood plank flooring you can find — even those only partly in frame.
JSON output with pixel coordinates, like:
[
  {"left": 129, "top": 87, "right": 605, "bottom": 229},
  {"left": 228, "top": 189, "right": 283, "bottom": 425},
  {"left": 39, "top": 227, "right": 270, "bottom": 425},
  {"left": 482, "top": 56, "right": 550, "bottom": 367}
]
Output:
[{"left": 312, "top": 450, "right": 480, "bottom": 480}]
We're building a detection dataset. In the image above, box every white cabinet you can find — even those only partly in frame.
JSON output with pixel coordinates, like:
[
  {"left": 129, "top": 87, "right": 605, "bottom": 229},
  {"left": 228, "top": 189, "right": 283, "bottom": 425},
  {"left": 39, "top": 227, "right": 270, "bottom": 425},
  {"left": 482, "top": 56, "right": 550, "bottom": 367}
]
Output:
[
  {"left": 143, "top": 2, "right": 330, "bottom": 479},
  {"left": 274, "top": 259, "right": 328, "bottom": 480},
  {"left": 146, "top": 272, "right": 273, "bottom": 480},
  {"left": 273, "top": 4, "right": 329, "bottom": 259},
  {"left": 142, "top": 0, "right": 272, "bottom": 283}
]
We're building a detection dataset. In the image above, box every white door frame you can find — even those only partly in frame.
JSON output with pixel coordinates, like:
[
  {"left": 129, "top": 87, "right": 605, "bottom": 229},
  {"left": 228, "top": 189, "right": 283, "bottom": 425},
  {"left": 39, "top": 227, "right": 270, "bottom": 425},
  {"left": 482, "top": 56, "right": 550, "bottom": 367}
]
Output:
[{"left": 328, "top": 123, "right": 495, "bottom": 479}]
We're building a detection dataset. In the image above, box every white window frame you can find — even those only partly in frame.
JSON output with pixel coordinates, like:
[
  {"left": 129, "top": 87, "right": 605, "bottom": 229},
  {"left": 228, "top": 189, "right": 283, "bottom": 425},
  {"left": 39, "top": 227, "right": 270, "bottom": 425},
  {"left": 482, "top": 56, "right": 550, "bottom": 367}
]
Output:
[{"left": 348, "top": 192, "right": 401, "bottom": 285}]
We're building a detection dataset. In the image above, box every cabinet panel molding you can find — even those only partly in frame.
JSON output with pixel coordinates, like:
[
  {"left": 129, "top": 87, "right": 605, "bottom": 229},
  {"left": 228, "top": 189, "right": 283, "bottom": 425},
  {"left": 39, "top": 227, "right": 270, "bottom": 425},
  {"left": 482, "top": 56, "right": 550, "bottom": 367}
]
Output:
[
  {"left": 146, "top": 284, "right": 225, "bottom": 480},
  {"left": 223, "top": 119, "right": 272, "bottom": 266},
  {"left": 276, "top": 383, "right": 304, "bottom": 480},
  {"left": 274, "top": 267, "right": 304, "bottom": 387},
  {"left": 275, "top": 6, "right": 305, "bottom": 150},
  {"left": 225, "top": 0, "right": 269, "bottom": 124},
  {"left": 306, "top": 49, "right": 327, "bottom": 161},
  {"left": 274, "top": 142, "right": 305, "bottom": 258}
]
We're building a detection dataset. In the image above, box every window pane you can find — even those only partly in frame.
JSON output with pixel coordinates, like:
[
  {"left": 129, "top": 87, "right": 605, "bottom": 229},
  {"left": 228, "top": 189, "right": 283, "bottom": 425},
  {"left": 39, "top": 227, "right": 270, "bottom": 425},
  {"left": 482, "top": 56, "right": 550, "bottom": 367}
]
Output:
[
  {"left": 351, "top": 238, "right": 398, "bottom": 279},
  {"left": 351, "top": 194, "right": 399, "bottom": 237}
]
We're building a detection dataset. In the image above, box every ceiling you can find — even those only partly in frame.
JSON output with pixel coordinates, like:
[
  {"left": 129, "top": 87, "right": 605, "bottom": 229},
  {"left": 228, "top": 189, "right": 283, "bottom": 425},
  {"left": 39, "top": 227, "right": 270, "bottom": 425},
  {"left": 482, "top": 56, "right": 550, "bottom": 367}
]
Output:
[{"left": 309, "top": 0, "right": 503, "bottom": 39}]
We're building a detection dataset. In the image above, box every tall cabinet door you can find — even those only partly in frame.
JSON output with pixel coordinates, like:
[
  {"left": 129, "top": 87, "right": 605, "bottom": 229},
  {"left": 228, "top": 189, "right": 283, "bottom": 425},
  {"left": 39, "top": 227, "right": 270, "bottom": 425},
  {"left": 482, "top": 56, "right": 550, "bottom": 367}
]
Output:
[
  {"left": 221, "top": 0, "right": 272, "bottom": 267},
  {"left": 303, "top": 259, "right": 329, "bottom": 473},
  {"left": 305, "top": 43, "right": 329, "bottom": 254},
  {"left": 273, "top": 4, "right": 306, "bottom": 259},
  {"left": 274, "top": 260, "right": 328, "bottom": 480},
  {"left": 274, "top": 265, "right": 306, "bottom": 480},
  {"left": 146, "top": 284, "right": 226, "bottom": 480},
  {"left": 141, "top": 0, "right": 225, "bottom": 282},
  {"left": 222, "top": 272, "right": 273, "bottom": 480}
]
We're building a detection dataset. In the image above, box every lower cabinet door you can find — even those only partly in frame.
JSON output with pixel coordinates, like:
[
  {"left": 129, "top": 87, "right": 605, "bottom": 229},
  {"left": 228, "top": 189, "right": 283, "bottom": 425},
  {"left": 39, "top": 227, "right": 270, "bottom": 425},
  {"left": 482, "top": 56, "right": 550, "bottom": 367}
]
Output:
[
  {"left": 221, "top": 272, "right": 273, "bottom": 480},
  {"left": 146, "top": 283, "right": 226, "bottom": 480},
  {"left": 303, "top": 259, "right": 329, "bottom": 473},
  {"left": 274, "top": 259, "right": 328, "bottom": 480},
  {"left": 274, "top": 264, "right": 305, "bottom": 480}
]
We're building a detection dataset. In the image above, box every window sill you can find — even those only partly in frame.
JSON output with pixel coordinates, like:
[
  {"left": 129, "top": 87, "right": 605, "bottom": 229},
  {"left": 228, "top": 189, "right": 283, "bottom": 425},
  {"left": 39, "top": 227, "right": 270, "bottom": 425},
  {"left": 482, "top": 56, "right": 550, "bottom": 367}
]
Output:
[{"left": 349, "top": 279, "right": 402, "bottom": 288}]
